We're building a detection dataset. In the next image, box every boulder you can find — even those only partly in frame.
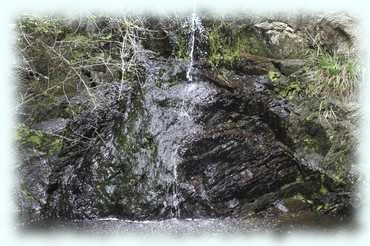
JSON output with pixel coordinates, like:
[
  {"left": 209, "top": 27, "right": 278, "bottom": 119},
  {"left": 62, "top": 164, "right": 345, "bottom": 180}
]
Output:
[
  {"left": 274, "top": 59, "right": 305, "bottom": 76},
  {"left": 254, "top": 21, "right": 307, "bottom": 59}
]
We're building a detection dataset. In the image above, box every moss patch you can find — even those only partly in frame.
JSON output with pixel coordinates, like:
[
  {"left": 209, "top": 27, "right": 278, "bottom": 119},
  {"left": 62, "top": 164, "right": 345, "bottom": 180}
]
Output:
[
  {"left": 206, "top": 22, "right": 269, "bottom": 69},
  {"left": 16, "top": 124, "right": 64, "bottom": 155}
]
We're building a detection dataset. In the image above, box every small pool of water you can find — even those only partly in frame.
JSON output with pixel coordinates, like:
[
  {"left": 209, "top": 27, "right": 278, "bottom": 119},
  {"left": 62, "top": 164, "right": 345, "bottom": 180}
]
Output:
[
  {"left": 20, "top": 211, "right": 354, "bottom": 236},
  {"left": 21, "top": 217, "right": 278, "bottom": 235}
]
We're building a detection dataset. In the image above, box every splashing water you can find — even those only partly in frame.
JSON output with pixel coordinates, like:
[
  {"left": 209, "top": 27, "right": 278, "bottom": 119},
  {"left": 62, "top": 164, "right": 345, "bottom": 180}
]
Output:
[
  {"left": 186, "top": 6, "right": 204, "bottom": 81},
  {"left": 171, "top": 89, "right": 192, "bottom": 218}
]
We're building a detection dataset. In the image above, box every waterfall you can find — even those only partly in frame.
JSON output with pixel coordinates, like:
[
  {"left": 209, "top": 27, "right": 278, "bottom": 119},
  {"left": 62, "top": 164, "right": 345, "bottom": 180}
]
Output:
[
  {"left": 186, "top": 6, "right": 204, "bottom": 81},
  {"left": 170, "top": 6, "right": 204, "bottom": 218},
  {"left": 171, "top": 145, "right": 181, "bottom": 218}
]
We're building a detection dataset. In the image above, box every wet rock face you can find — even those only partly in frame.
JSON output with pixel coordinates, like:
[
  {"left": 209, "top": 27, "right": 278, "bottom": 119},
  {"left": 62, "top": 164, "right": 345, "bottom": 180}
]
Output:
[
  {"left": 38, "top": 60, "right": 204, "bottom": 220},
  {"left": 17, "top": 15, "right": 356, "bottom": 224},
  {"left": 175, "top": 77, "right": 301, "bottom": 217},
  {"left": 26, "top": 57, "right": 316, "bottom": 221},
  {"left": 43, "top": 82, "right": 172, "bottom": 220},
  {"left": 17, "top": 149, "right": 52, "bottom": 223}
]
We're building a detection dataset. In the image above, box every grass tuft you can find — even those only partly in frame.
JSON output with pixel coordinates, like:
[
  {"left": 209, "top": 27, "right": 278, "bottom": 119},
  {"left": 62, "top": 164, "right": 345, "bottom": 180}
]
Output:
[{"left": 305, "top": 51, "right": 359, "bottom": 98}]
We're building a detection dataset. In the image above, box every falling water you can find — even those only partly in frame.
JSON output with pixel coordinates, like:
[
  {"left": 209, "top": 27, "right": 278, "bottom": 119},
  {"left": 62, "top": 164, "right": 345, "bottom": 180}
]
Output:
[
  {"left": 171, "top": 95, "right": 191, "bottom": 218},
  {"left": 186, "top": 6, "right": 204, "bottom": 81},
  {"left": 171, "top": 145, "right": 181, "bottom": 218},
  {"left": 171, "top": 7, "right": 204, "bottom": 218}
]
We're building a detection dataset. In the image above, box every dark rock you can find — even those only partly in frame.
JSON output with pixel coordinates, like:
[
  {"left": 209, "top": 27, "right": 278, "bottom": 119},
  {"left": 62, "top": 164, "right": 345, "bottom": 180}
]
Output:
[
  {"left": 274, "top": 59, "right": 305, "bottom": 76},
  {"left": 18, "top": 56, "right": 347, "bottom": 222},
  {"left": 16, "top": 148, "right": 52, "bottom": 224},
  {"left": 233, "top": 53, "right": 276, "bottom": 75}
]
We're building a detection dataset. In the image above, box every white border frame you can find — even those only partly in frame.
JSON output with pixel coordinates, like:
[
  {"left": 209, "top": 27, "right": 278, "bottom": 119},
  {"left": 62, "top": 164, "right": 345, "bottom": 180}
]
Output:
[{"left": 1, "top": 0, "right": 369, "bottom": 245}]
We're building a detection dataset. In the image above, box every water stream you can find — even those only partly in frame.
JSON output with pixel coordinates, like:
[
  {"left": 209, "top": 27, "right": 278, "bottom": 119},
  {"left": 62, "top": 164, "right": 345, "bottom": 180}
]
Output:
[
  {"left": 185, "top": 6, "right": 203, "bottom": 81},
  {"left": 171, "top": 88, "right": 194, "bottom": 218},
  {"left": 171, "top": 7, "right": 204, "bottom": 218}
]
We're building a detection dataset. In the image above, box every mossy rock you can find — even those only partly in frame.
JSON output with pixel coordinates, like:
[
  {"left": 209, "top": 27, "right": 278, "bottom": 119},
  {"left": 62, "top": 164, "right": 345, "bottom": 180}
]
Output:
[
  {"left": 206, "top": 22, "right": 270, "bottom": 69},
  {"left": 16, "top": 124, "right": 64, "bottom": 155}
]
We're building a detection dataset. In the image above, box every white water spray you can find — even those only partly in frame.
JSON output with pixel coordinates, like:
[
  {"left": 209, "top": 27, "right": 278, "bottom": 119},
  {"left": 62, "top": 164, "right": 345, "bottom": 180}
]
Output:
[
  {"left": 171, "top": 7, "right": 204, "bottom": 218},
  {"left": 186, "top": 6, "right": 204, "bottom": 81}
]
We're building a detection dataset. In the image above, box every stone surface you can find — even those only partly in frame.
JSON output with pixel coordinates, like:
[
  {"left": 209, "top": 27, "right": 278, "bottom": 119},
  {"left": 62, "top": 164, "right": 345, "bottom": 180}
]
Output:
[
  {"left": 32, "top": 118, "right": 69, "bottom": 134},
  {"left": 274, "top": 59, "right": 305, "bottom": 76},
  {"left": 16, "top": 14, "right": 356, "bottom": 227},
  {"left": 306, "top": 14, "right": 358, "bottom": 55},
  {"left": 233, "top": 53, "right": 276, "bottom": 75},
  {"left": 254, "top": 21, "right": 307, "bottom": 59},
  {"left": 18, "top": 56, "right": 350, "bottom": 223}
]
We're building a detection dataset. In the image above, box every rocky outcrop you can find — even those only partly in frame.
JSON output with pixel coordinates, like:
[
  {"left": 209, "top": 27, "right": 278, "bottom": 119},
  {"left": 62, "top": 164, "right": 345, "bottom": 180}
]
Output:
[
  {"left": 254, "top": 21, "right": 307, "bottom": 59},
  {"left": 304, "top": 14, "right": 358, "bottom": 55},
  {"left": 17, "top": 57, "right": 351, "bottom": 223},
  {"left": 16, "top": 14, "right": 357, "bottom": 226}
]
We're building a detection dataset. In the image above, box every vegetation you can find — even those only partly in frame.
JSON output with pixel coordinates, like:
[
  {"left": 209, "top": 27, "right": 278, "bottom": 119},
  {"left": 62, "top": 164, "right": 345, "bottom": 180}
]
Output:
[
  {"left": 304, "top": 50, "right": 359, "bottom": 98},
  {"left": 206, "top": 21, "right": 268, "bottom": 69},
  {"left": 16, "top": 14, "right": 148, "bottom": 124},
  {"left": 15, "top": 124, "right": 64, "bottom": 155}
]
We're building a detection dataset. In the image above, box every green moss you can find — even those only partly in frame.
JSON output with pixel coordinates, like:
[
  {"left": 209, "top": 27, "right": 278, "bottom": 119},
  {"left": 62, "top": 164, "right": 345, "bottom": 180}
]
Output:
[
  {"left": 50, "top": 138, "right": 63, "bottom": 154},
  {"left": 278, "top": 79, "right": 303, "bottom": 100},
  {"left": 114, "top": 89, "right": 157, "bottom": 161},
  {"left": 16, "top": 124, "right": 64, "bottom": 155},
  {"left": 303, "top": 137, "right": 321, "bottom": 153},
  {"left": 321, "top": 129, "right": 353, "bottom": 182},
  {"left": 19, "top": 16, "right": 65, "bottom": 40},
  {"left": 207, "top": 28, "right": 239, "bottom": 68},
  {"left": 174, "top": 34, "right": 189, "bottom": 59},
  {"left": 319, "top": 185, "right": 328, "bottom": 195},
  {"left": 116, "top": 134, "right": 138, "bottom": 153},
  {"left": 268, "top": 70, "right": 280, "bottom": 82},
  {"left": 207, "top": 23, "right": 268, "bottom": 69}
]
